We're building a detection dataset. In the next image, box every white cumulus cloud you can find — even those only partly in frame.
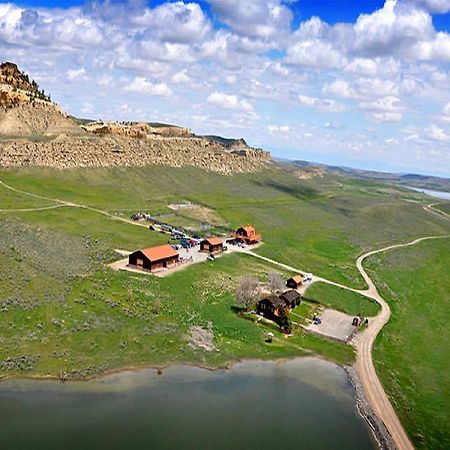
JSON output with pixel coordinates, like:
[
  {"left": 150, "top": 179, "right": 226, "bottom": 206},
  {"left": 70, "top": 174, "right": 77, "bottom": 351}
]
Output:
[
  {"left": 125, "top": 77, "right": 172, "bottom": 96},
  {"left": 207, "top": 91, "right": 253, "bottom": 111}
]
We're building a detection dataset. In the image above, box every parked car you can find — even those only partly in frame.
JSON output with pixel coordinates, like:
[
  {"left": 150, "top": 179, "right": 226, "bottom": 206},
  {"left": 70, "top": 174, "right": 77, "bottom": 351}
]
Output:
[
  {"left": 207, "top": 254, "right": 215, "bottom": 261},
  {"left": 223, "top": 245, "right": 228, "bottom": 252}
]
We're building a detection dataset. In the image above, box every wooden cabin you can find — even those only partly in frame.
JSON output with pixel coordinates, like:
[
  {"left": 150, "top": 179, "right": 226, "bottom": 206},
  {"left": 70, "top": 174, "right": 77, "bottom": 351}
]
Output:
[
  {"left": 286, "top": 275, "right": 304, "bottom": 289},
  {"left": 280, "top": 290, "right": 301, "bottom": 308},
  {"left": 235, "top": 224, "right": 262, "bottom": 245},
  {"left": 128, "top": 244, "right": 179, "bottom": 272},
  {"left": 200, "top": 237, "right": 224, "bottom": 254},
  {"left": 256, "top": 295, "right": 286, "bottom": 320}
]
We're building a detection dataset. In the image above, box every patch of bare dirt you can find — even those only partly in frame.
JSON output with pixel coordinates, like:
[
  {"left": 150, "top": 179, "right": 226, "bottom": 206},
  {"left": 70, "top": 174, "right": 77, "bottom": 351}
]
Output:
[{"left": 188, "top": 324, "right": 216, "bottom": 352}]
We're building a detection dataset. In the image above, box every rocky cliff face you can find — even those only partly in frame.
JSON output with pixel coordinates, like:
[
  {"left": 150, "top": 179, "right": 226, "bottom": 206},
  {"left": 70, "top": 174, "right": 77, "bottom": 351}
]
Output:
[{"left": 0, "top": 135, "right": 270, "bottom": 174}]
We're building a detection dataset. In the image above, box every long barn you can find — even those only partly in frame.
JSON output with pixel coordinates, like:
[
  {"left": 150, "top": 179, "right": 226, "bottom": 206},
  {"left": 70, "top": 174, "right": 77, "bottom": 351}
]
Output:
[{"left": 128, "top": 244, "right": 179, "bottom": 272}]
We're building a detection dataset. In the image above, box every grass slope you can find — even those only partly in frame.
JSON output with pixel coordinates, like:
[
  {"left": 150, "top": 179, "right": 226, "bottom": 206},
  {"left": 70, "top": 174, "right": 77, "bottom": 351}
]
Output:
[
  {"left": 304, "top": 282, "right": 380, "bottom": 317},
  {"left": 366, "top": 238, "right": 450, "bottom": 450}
]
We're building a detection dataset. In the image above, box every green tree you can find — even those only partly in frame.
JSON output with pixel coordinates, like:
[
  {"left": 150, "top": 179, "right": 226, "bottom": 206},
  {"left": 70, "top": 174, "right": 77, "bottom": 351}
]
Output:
[{"left": 277, "top": 305, "right": 292, "bottom": 334}]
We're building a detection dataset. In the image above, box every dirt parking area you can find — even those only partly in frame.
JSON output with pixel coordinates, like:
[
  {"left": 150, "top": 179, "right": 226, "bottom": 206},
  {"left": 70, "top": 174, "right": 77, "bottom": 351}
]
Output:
[{"left": 305, "top": 308, "right": 357, "bottom": 342}]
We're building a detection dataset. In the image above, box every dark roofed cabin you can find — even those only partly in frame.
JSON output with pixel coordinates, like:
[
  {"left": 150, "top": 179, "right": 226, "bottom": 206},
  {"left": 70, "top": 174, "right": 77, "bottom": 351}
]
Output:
[
  {"left": 200, "top": 237, "right": 224, "bottom": 254},
  {"left": 287, "top": 275, "right": 304, "bottom": 289},
  {"left": 256, "top": 295, "right": 286, "bottom": 320},
  {"left": 280, "top": 290, "right": 301, "bottom": 308},
  {"left": 128, "top": 244, "right": 179, "bottom": 272}
]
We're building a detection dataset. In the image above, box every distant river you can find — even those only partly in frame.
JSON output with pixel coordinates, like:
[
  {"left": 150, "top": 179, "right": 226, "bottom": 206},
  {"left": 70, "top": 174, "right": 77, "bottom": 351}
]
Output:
[
  {"left": 0, "top": 358, "right": 376, "bottom": 450},
  {"left": 406, "top": 186, "right": 450, "bottom": 200}
]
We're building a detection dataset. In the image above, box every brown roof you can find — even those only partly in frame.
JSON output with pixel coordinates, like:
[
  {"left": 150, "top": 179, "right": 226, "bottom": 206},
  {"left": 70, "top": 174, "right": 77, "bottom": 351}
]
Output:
[
  {"left": 260, "top": 295, "right": 285, "bottom": 307},
  {"left": 203, "top": 237, "right": 223, "bottom": 246},
  {"left": 280, "top": 290, "right": 300, "bottom": 303},
  {"left": 141, "top": 244, "right": 178, "bottom": 262},
  {"left": 289, "top": 275, "right": 304, "bottom": 284},
  {"left": 242, "top": 225, "right": 256, "bottom": 236}
]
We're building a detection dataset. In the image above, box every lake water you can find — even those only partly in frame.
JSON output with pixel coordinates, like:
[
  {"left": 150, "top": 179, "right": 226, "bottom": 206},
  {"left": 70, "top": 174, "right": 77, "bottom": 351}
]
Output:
[
  {"left": 0, "top": 358, "right": 376, "bottom": 450},
  {"left": 405, "top": 186, "right": 450, "bottom": 200}
]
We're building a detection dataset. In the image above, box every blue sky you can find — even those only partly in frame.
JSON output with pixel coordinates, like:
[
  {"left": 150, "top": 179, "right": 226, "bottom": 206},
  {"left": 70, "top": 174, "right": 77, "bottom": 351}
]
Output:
[{"left": 1, "top": 0, "right": 450, "bottom": 176}]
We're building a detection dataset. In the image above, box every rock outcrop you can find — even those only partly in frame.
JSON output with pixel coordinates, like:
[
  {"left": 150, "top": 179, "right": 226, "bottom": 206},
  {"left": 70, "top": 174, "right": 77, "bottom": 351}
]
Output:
[
  {"left": 81, "top": 121, "right": 193, "bottom": 139},
  {"left": 0, "top": 135, "right": 271, "bottom": 175},
  {"left": 0, "top": 62, "right": 81, "bottom": 136}
]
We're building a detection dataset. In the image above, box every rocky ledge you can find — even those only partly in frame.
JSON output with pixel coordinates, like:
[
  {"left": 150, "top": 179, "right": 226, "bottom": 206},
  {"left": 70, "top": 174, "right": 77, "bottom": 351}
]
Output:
[{"left": 0, "top": 134, "right": 271, "bottom": 175}]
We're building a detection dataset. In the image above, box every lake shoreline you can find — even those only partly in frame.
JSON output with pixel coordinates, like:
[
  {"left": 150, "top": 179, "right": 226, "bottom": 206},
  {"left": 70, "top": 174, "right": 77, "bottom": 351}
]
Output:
[
  {"left": 345, "top": 366, "right": 395, "bottom": 450},
  {"left": 0, "top": 354, "right": 332, "bottom": 384}
]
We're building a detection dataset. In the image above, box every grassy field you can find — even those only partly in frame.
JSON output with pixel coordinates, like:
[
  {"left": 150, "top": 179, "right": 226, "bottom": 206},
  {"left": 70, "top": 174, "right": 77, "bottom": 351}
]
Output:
[
  {"left": 0, "top": 165, "right": 448, "bottom": 383},
  {"left": 366, "top": 238, "right": 450, "bottom": 450},
  {"left": 436, "top": 202, "right": 450, "bottom": 215},
  {"left": 0, "top": 239, "right": 354, "bottom": 378},
  {"left": 0, "top": 166, "right": 447, "bottom": 288},
  {"left": 304, "top": 282, "right": 380, "bottom": 317}
]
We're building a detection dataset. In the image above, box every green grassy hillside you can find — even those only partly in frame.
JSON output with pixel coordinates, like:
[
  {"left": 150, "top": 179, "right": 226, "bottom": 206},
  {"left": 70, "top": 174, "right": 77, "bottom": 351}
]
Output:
[{"left": 303, "top": 282, "right": 380, "bottom": 317}]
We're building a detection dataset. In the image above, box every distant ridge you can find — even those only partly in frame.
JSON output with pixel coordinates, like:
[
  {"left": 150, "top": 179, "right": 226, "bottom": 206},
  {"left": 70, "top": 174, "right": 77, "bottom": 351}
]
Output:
[{"left": 288, "top": 159, "right": 450, "bottom": 192}]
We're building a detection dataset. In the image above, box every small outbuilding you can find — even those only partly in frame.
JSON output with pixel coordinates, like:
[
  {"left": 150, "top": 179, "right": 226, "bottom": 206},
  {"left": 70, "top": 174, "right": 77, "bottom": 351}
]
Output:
[
  {"left": 235, "top": 224, "right": 262, "bottom": 245},
  {"left": 128, "top": 244, "right": 179, "bottom": 272},
  {"left": 200, "top": 237, "right": 224, "bottom": 254},
  {"left": 280, "top": 290, "right": 301, "bottom": 308},
  {"left": 256, "top": 295, "right": 286, "bottom": 320},
  {"left": 286, "top": 274, "right": 304, "bottom": 289}
]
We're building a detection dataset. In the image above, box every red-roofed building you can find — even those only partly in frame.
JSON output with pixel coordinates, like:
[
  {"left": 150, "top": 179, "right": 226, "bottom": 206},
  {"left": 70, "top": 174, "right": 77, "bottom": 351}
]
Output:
[
  {"left": 128, "top": 244, "right": 179, "bottom": 272},
  {"left": 200, "top": 237, "right": 224, "bottom": 254},
  {"left": 234, "top": 224, "right": 262, "bottom": 245}
]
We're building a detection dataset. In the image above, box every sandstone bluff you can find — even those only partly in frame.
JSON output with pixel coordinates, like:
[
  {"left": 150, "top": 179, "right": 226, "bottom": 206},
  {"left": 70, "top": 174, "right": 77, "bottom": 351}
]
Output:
[{"left": 0, "top": 62, "right": 270, "bottom": 175}]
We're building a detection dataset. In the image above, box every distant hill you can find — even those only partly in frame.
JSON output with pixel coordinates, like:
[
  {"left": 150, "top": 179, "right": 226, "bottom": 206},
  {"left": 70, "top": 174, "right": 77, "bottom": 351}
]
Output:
[{"left": 288, "top": 159, "right": 450, "bottom": 192}]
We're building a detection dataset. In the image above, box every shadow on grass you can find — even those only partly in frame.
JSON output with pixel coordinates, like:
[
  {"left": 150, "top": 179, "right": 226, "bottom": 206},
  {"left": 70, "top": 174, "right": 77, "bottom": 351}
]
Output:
[{"left": 253, "top": 179, "right": 321, "bottom": 200}]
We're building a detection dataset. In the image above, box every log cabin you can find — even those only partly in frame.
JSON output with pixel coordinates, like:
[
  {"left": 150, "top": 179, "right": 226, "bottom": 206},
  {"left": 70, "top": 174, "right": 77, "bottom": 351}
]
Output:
[
  {"left": 286, "top": 275, "right": 304, "bottom": 289},
  {"left": 200, "top": 237, "right": 224, "bottom": 254}
]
